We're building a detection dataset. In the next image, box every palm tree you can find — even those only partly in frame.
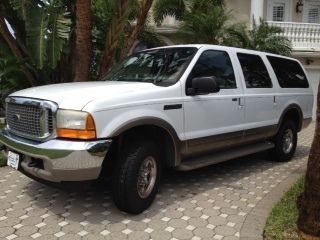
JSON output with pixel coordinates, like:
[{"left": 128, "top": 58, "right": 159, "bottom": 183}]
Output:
[
  {"left": 120, "top": 0, "right": 153, "bottom": 59},
  {"left": 152, "top": 0, "right": 224, "bottom": 25},
  {"left": 228, "top": 20, "right": 292, "bottom": 56},
  {"left": 97, "top": 0, "right": 166, "bottom": 76},
  {"left": 98, "top": 0, "right": 132, "bottom": 77},
  {"left": 179, "top": 6, "right": 235, "bottom": 45},
  {"left": 297, "top": 83, "right": 320, "bottom": 239},
  {"left": 153, "top": 0, "right": 242, "bottom": 47},
  {"left": 73, "top": 0, "right": 92, "bottom": 82}
]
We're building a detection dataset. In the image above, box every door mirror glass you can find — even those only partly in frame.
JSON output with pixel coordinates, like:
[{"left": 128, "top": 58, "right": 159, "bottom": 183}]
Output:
[{"left": 187, "top": 77, "right": 220, "bottom": 95}]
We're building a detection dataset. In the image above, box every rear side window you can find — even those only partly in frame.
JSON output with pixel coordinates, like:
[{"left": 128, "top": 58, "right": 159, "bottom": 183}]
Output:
[
  {"left": 188, "top": 50, "right": 236, "bottom": 89},
  {"left": 237, "top": 53, "right": 273, "bottom": 88},
  {"left": 267, "top": 56, "right": 309, "bottom": 88}
]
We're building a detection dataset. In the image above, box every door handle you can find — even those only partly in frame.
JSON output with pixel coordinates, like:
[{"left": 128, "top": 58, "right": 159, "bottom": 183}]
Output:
[{"left": 238, "top": 97, "right": 245, "bottom": 109}]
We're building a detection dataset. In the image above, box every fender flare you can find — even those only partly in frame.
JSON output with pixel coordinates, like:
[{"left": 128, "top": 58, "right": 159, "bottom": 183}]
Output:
[
  {"left": 110, "top": 117, "right": 183, "bottom": 167},
  {"left": 278, "top": 104, "right": 303, "bottom": 132}
]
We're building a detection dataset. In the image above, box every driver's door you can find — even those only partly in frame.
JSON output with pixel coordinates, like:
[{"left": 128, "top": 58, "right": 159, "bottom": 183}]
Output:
[{"left": 183, "top": 49, "right": 246, "bottom": 155}]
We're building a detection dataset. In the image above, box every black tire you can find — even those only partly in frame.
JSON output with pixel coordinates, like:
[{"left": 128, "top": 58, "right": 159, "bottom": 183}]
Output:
[
  {"left": 112, "top": 140, "right": 162, "bottom": 214},
  {"left": 271, "top": 120, "right": 298, "bottom": 162}
]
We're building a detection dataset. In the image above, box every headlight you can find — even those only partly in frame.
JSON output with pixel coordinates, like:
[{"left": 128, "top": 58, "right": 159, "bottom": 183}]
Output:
[{"left": 56, "top": 110, "right": 96, "bottom": 140}]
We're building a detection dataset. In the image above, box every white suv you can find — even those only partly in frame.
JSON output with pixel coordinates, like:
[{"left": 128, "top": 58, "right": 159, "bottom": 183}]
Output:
[{"left": 0, "top": 45, "right": 313, "bottom": 214}]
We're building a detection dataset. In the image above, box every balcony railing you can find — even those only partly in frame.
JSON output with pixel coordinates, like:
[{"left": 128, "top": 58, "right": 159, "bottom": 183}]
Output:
[{"left": 267, "top": 21, "right": 320, "bottom": 52}]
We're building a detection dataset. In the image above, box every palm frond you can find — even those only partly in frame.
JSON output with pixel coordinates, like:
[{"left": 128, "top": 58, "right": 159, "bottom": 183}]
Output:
[
  {"left": 9, "top": 0, "right": 34, "bottom": 21},
  {"left": 180, "top": 6, "right": 230, "bottom": 44},
  {"left": 250, "top": 20, "right": 292, "bottom": 56},
  {"left": 25, "top": 6, "right": 48, "bottom": 69},
  {"left": 47, "top": 2, "right": 71, "bottom": 68},
  {"left": 153, "top": 0, "right": 186, "bottom": 25}
]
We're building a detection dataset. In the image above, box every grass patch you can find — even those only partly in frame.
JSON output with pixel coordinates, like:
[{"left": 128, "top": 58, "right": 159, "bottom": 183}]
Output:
[{"left": 264, "top": 177, "right": 305, "bottom": 240}]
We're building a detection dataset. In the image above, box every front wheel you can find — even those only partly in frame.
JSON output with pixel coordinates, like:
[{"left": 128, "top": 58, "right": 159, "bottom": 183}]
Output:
[
  {"left": 271, "top": 120, "right": 298, "bottom": 162},
  {"left": 112, "top": 140, "right": 162, "bottom": 214}
]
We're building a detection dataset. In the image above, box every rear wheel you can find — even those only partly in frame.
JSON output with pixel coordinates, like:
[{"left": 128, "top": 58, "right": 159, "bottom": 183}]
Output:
[
  {"left": 271, "top": 120, "right": 298, "bottom": 162},
  {"left": 112, "top": 140, "right": 161, "bottom": 214}
]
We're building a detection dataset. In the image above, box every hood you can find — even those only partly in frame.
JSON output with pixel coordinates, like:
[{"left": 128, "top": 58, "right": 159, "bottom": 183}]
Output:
[{"left": 10, "top": 81, "right": 158, "bottom": 110}]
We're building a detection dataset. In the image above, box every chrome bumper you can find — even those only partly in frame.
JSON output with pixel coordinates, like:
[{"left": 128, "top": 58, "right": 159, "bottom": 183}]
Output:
[{"left": 0, "top": 129, "right": 112, "bottom": 182}]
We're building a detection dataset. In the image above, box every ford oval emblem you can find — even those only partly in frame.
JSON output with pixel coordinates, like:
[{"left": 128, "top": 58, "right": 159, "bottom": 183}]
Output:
[{"left": 13, "top": 114, "right": 20, "bottom": 122}]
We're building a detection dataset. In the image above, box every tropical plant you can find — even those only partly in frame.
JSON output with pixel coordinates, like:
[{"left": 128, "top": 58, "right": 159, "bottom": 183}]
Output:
[
  {"left": 153, "top": 0, "right": 241, "bottom": 46},
  {"left": 8, "top": 0, "right": 71, "bottom": 69},
  {"left": 297, "top": 83, "right": 320, "bottom": 239},
  {"left": 228, "top": 20, "right": 292, "bottom": 56},
  {"left": 73, "top": 0, "right": 92, "bottom": 82},
  {"left": 98, "top": 0, "right": 133, "bottom": 77},
  {"left": 95, "top": 0, "right": 164, "bottom": 77},
  {"left": 0, "top": 0, "right": 72, "bottom": 86},
  {"left": 120, "top": 0, "right": 153, "bottom": 60},
  {"left": 153, "top": 1, "right": 291, "bottom": 56},
  {"left": 153, "top": 0, "right": 224, "bottom": 25},
  {"left": 1, "top": 0, "right": 166, "bottom": 85},
  {"left": 179, "top": 6, "right": 236, "bottom": 45}
]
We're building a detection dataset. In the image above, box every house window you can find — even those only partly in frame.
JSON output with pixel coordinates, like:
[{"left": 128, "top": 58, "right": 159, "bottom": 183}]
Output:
[
  {"left": 273, "top": 4, "right": 285, "bottom": 21},
  {"left": 267, "top": 0, "right": 292, "bottom": 22},
  {"left": 304, "top": 1, "right": 320, "bottom": 23}
]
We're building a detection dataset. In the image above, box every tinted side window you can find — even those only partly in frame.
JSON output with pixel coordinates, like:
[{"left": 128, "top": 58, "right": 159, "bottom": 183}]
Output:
[
  {"left": 267, "top": 56, "right": 309, "bottom": 88},
  {"left": 237, "top": 53, "right": 273, "bottom": 88},
  {"left": 188, "top": 50, "right": 236, "bottom": 89}
]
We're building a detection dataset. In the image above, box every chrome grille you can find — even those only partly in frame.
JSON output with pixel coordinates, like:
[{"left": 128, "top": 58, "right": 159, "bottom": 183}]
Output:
[{"left": 5, "top": 98, "right": 57, "bottom": 141}]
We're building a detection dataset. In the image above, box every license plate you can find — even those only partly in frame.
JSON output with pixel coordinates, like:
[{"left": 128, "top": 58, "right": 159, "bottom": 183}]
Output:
[{"left": 7, "top": 151, "right": 20, "bottom": 170}]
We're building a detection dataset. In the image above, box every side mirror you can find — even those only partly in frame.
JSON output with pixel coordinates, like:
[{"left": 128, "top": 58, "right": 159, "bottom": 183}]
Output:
[{"left": 187, "top": 77, "right": 220, "bottom": 96}]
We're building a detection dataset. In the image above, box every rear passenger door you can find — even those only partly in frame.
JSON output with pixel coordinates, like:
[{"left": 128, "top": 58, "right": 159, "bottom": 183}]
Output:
[{"left": 236, "top": 53, "right": 278, "bottom": 141}]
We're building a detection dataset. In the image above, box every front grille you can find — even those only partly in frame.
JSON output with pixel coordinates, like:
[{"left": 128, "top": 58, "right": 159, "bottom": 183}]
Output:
[{"left": 6, "top": 100, "right": 55, "bottom": 140}]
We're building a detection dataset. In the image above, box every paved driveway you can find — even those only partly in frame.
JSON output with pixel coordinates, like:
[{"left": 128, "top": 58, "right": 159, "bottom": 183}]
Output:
[{"left": 0, "top": 124, "right": 314, "bottom": 240}]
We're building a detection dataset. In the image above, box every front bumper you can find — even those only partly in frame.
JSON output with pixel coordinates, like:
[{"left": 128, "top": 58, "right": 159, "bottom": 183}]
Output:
[{"left": 0, "top": 129, "right": 112, "bottom": 182}]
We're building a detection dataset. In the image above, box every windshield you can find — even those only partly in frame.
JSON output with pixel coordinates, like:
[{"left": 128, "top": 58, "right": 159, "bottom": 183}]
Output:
[{"left": 102, "top": 47, "right": 197, "bottom": 86}]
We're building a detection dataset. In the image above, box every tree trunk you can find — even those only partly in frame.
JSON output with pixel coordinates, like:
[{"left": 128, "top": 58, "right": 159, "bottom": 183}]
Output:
[
  {"left": 98, "top": 0, "right": 132, "bottom": 78},
  {"left": 120, "top": 0, "right": 153, "bottom": 59},
  {"left": 0, "top": 17, "right": 37, "bottom": 86},
  {"left": 73, "top": 0, "right": 92, "bottom": 82},
  {"left": 297, "top": 83, "right": 320, "bottom": 238}
]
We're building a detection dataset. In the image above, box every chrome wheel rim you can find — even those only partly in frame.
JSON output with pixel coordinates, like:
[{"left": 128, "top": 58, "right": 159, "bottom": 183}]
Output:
[
  {"left": 137, "top": 156, "right": 157, "bottom": 199},
  {"left": 282, "top": 129, "right": 294, "bottom": 154}
]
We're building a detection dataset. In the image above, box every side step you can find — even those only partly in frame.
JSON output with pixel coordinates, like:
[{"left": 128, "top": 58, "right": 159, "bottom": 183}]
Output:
[{"left": 176, "top": 141, "right": 275, "bottom": 171}]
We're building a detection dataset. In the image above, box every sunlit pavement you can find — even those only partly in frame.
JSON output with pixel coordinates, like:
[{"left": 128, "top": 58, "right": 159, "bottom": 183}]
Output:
[{"left": 0, "top": 124, "right": 314, "bottom": 240}]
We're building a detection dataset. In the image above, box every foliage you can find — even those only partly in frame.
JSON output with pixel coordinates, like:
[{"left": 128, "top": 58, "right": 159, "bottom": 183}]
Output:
[
  {"left": 153, "top": 0, "right": 186, "bottom": 25},
  {"left": 8, "top": 0, "right": 71, "bottom": 69},
  {"left": 179, "top": 6, "right": 235, "bottom": 45},
  {"left": 228, "top": 19, "right": 292, "bottom": 56},
  {"left": 264, "top": 177, "right": 304, "bottom": 240},
  {"left": 153, "top": 0, "right": 224, "bottom": 25},
  {"left": 92, "top": 0, "right": 164, "bottom": 77},
  {"left": 0, "top": 40, "right": 29, "bottom": 115},
  {"left": 153, "top": 1, "right": 291, "bottom": 56}
]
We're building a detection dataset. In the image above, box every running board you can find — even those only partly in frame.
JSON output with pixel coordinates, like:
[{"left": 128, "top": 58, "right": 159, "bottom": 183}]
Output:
[{"left": 177, "top": 141, "right": 275, "bottom": 171}]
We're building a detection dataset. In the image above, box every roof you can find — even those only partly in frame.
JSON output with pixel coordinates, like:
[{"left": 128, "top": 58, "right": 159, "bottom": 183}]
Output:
[{"left": 145, "top": 44, "right": 299, "bottom": 63}]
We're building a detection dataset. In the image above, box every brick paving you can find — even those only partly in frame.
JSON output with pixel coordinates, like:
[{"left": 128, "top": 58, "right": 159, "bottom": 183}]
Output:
[{"left": 0, "top": 124, "right": 314, "bottom": 240}]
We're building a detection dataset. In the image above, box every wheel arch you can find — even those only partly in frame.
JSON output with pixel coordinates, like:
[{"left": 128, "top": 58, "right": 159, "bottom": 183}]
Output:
[
  {"left": 278, "top": 104, "right": 303, "bottom": 132},
  {"left": 109, "top": 117, "right": 183, "bottom": 169}
]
